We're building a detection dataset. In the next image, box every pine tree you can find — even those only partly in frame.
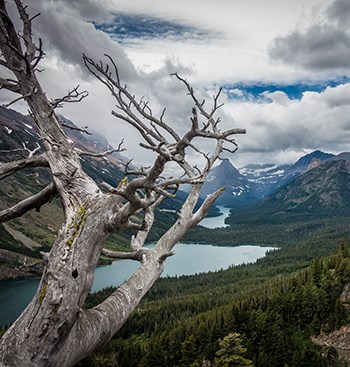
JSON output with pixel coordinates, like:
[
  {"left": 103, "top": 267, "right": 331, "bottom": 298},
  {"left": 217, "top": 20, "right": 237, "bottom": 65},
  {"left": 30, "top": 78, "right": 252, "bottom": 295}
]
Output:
[
  {"left": 180, "top": 335, "right": 198, "bottom": 367},
  {"left": 214, "top": 333, "right": 254, "bottom": 367}
]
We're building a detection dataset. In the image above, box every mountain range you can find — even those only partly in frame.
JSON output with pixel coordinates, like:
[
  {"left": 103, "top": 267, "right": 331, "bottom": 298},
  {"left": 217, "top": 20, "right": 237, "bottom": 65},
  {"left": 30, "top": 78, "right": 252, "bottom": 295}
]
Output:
[
  {"left": 201, "top": 149, "right": 349, "bottom": 208},
  {"left": 1, "top": 106, "right": 350, "bottom": 277}
]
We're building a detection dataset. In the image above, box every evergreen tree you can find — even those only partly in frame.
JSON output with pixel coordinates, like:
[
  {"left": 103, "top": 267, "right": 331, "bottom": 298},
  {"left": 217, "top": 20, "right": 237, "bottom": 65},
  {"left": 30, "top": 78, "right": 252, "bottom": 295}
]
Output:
[
  {"left": 180, "top": 335, "right": 198, "bottom": 367},
  {"left": 214, "top": 333, "right": 254, "bottom": 367}
]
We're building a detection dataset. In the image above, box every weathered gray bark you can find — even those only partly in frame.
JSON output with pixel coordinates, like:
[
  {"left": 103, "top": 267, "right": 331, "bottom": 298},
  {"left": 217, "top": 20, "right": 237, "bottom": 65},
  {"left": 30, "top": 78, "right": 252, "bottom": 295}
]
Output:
[{"left": 0, "top": 1, "right": 245, "bottom": 366}]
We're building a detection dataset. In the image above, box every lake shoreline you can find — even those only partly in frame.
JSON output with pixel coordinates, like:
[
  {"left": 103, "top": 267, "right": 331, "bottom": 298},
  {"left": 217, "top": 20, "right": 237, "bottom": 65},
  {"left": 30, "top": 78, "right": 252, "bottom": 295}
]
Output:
[
  {"left": 0, "top": 241, "right": 277, "bottom": 281},
  {"left": 0, "top": 243, "right": 275, "bottom": 327},
  {"left": 0, "top": 264, "right": 40, "bottom": 281},
  {"left": 0, "top": 205, "right": 233, "bottom": 281}
]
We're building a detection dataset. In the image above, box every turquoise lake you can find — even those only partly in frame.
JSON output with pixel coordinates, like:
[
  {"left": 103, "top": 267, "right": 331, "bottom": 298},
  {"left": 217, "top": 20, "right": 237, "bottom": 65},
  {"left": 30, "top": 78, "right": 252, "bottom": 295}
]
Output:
[{"left": 0, "top": 207, "right": 274, "bottom": 327}]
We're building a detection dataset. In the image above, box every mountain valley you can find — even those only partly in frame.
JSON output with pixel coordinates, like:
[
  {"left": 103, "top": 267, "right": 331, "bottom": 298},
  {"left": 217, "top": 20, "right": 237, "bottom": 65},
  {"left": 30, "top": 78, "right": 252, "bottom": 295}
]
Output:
[
  {"left": 2, "top": 106, "right": 350, "bottom": 277},
  {"left": 2, "top": 107, "right": 350, "bottom": 366}
]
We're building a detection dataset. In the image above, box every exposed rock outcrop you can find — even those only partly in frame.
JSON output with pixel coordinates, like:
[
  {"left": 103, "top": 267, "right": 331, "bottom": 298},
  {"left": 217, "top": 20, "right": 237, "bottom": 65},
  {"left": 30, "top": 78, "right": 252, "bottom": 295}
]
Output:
[{"left": 312, "top": 285, "right": 350, "bottom": 366}]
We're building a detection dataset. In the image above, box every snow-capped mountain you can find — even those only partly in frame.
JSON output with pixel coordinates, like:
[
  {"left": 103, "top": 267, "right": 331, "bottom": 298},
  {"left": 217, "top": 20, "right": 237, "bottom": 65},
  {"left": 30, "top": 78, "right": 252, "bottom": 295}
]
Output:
[
  {"left": 239, "top": 150, "right": 336, "bottom": 198},
  {"left": 200, "top": 151, "right": 342, "bottom": 206},
  {"left": 201, "top": 159, "right": 261, "bottom": 206},
  {"left": 239, "top": 163, "right": 292, "bottom": 198}
]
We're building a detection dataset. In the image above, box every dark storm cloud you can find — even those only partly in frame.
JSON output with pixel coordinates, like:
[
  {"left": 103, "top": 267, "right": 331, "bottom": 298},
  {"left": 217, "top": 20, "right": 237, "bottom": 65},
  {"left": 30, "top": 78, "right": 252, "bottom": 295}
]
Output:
[
  {"left": 327, "top": 0, "right": 350, "bottom": 27},
  {"left": 269, "top": 25, "right": 350, "bottom": 70},
  {"left": 23, "top": 0, "right": 137, "bottom": 80},
  {"left": 60, "top": 0, "right": 114, "bottom": 22}
]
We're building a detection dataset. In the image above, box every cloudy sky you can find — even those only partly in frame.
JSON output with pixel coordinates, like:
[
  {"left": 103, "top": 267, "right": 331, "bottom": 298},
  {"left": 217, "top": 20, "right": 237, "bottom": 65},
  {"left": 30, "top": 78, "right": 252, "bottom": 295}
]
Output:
[{"left": 3, "top": 0, "right": 350, "bottom": 168}]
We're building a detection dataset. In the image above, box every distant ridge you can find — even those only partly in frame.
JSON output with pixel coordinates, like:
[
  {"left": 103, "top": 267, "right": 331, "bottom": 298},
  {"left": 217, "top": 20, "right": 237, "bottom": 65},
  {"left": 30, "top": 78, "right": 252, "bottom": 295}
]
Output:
[
  {"left": 227, "top": 158, "right": 350, "bottom": 225},
  {"left": 200, "top": 149, "right": 349, "bottom": 207}
]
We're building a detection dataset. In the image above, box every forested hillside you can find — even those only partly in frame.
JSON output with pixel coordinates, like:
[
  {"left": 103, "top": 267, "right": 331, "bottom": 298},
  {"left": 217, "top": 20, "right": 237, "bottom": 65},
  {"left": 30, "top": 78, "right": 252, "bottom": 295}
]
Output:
[
  {"left": 2, "top": 110, "right": 350, "bottom": 366},
  {"left": 79, "top": 240, "right": 350, "bottom": 366}
]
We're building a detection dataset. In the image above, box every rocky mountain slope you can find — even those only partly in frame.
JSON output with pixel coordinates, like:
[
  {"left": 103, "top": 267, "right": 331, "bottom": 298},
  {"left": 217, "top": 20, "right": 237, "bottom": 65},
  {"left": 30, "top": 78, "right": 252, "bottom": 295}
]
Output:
[
  {"left": 201, "top": 150, "right": 344, "bottom": 207},
  {"left": 200, "top": 159, "right": 258, "bottom": 206},
  {"left": 227, "top": 157, "right": 350, "bottom": 226},
  {"left": 0, "top": 107, "right": 131, "bottom": 278}
]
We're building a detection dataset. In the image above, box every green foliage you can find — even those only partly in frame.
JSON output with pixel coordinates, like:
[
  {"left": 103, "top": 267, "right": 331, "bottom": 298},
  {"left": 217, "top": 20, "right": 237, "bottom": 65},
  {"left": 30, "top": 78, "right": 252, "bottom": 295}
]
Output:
[
  {"left": 180, "top": 335, "right": 198, "bottom": 367},
  {"left": 214, "top": 333, "right": 253, "bottom": 367},
  {"left": 80, "top": 241, "right": 350, "bottom": 367}
]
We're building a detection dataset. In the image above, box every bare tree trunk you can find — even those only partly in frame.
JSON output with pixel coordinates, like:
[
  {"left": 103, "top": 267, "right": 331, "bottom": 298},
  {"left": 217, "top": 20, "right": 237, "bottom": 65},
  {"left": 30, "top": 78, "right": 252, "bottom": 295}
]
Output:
[
  {"left": 0, "top": 184, "right": 219, "bottom": 366},
  {"left": 0, "top": 2, "right": 245, "bottom": 365}
]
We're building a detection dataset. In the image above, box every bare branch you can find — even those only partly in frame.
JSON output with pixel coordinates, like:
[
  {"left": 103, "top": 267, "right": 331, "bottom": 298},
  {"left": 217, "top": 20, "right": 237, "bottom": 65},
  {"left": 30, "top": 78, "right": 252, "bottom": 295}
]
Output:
[
  {"left": 0, "top": 182, "right": 57, "bottom": 223},
  {"left": 22, "top": 141, "right": 41, "bottom": 158},
  {"left": 111, "top": 110, "right": 156, "bottom": 147},
  {"left": 130, "top": 205, "right": 158, "bottom": 251},
  {"left": 157, "top": 175, "right": 203, "bottom": 188},
  {"left": 14, "top": 0, "right": 36, "bottom": 61},
  {"left": 31, "top": 38, "right": 45, "bottom": 70},
  {"left": 150, "top": 185, "right": 177, "bottom": 198},
  {"left": 125, "top": 169, "right": 148, "bottom": 177},
  {"left": 159, "top": 208, "right": 181, "bottom": 217},
  {"left": 50, "top": 85, "right": 88, "bottom": 109},
  {"left": 100, "top": 182, "right": 126, "bottom": 197},
  {"left": 2, "top": 90, "right": 33, "bottom": 108},
  {"left": 29, "top": 12, "right": 41, "bottom": 23},
  {"left": 171, "top": 73, "right": 224, "bottom": 132},
  {"left": 0, "top": 153, "right": 48, "bottom": 180},
  {"left": 78, "top": 149, "right": 123, "bottom": 157},
  {"left": 124, "top": 158, "right": 134, "bottom": 174},
  {"left": 104, "top": 53, "right": 120, "bottom": 84},
  {"left": 0, "top": 77, "right": 21, "bottom": 93},
  {"left": 222, "top": 145, "right": 239, "bottom": 154},
  {"left": 159, "top": 107, "right": 166, "bottom": 122},
  {"left": 0, "top": 3, "right": 23, "bottom": 60},
  {"left": 191, "top": 186, "right": 226, "bottom": 227},
  {"left": 83, "top": 54, "right": 181, "bottom": 144},
  {"left": 78, "top": 141, "right": 126, "bottom": 157},
  {"left": 0, "top": 147, "right": 30, "bottom": 154},
  {"left": 60, "top": 122, "right": 92, "bottom": 135},
  {"left": 0, "top": 0, "right": 44, "bottom": 76},
  {"left": 101, "top": 248, "right": 151, "bottom": 263}
]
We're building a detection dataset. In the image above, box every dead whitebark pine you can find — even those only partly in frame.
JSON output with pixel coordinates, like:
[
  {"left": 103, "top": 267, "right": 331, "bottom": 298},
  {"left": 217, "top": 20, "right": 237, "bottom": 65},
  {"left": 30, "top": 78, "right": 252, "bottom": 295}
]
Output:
[{"left": 0, "top": 1, "right": 245, "bottom": 366}]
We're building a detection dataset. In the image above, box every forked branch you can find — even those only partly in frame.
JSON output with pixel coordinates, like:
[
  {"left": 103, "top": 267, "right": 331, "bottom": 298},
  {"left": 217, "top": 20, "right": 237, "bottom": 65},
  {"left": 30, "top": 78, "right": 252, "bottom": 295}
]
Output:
[
  {"left": 83, "top": 54, "right": 181, "bottom": 146},
  {"left": 78, "top": 140, "right": 125, "bottom": 157},
  {"left": 0, "top": 182, "right": 57, "bottom": 223},
  {"left": 84, "top": 54, "right": 246, "bottom": 217},
  {"left": 50, "top": 85, "right": 88, "bottom": 109},
  {"left": 0, "top": 0, "right": 44, "bottom": 74}
]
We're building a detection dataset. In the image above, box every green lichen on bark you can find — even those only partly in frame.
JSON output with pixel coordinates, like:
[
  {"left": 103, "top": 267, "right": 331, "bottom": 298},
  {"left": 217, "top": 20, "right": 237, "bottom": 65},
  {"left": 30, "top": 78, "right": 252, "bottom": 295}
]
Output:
[
  {"left": 66, "top": 205, "right": 88, "bottom": 246},
  {"left": 39, "top": 283, "right": 47, "bottom": 304},
  {"left": 117, "top": 176, "right": 128, "bottom": 189}
]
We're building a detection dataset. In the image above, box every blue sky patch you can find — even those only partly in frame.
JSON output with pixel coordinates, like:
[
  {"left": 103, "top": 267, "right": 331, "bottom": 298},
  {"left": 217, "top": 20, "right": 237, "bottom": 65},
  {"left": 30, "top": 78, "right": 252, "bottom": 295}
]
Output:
[
  {"left": 223, "top": 76, "right": 350, "bottom": 101},
  {"left": 94, "top": 13, "right": 211, "bottom": 44}
]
